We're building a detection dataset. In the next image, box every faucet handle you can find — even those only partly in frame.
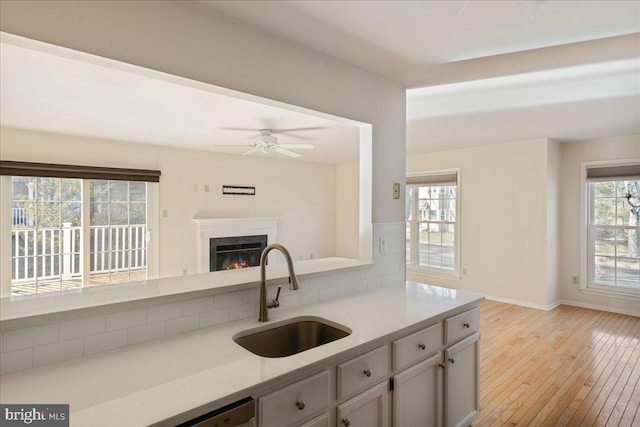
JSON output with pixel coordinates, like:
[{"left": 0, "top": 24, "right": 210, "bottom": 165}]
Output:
[{"left": 267, "top": 286, "right": 282, "bottom": 309}]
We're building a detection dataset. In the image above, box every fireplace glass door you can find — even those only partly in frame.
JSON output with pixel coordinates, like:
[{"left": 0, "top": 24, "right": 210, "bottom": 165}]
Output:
[{"left": 210, "top": 235, "right": 267, "bottom": 271}]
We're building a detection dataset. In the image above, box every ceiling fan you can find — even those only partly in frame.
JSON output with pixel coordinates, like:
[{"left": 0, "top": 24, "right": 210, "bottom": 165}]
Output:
[{"left": 215, "top": 129, "right": 315, "bottom": 158}]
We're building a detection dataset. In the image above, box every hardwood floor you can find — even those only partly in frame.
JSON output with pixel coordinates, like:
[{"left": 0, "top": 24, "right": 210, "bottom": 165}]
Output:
[{"left": 473, "top": 300, "right": 640, "bottom": 427}]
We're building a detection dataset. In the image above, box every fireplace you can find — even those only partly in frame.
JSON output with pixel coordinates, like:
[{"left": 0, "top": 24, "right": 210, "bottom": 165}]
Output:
[
  {"left": 210, "top": 235, "right": 267, "bottom": 271},
  {"left": 193, "top": 217, "right": 278, "bottom": 273}
]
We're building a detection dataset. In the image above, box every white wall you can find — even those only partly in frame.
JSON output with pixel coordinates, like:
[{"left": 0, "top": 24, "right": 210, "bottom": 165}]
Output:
[
  {"left": 407, "top": 138, "right": 553, "bottom": 308},
  {"left": 546, "top": 140, "right": 561, "bottom": 305},
  {"left": 335, "top": 161, "right": 360, "bottom": 259},
  {"left": 0, "top": 0, "right": 406, "bottom": 225},
  {"left": 559, "top": 134, "right": 640, "bottom": 315},
  {"left": 1, "top": 127, "right": 341, "bottom": 277}
]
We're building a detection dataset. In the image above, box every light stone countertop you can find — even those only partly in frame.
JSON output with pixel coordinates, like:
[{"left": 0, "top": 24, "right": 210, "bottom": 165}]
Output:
[
  {"left": 0, "top": 282, "right": 484, "bottom": 426},
  {"left": 1, "top": 257, "right": 371, "bottom": 329}
]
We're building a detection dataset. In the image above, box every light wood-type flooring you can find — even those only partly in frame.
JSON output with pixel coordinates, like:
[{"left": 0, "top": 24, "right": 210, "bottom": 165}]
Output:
[{"left": 473, "top": 300, "right": 640, "bottom": 427}]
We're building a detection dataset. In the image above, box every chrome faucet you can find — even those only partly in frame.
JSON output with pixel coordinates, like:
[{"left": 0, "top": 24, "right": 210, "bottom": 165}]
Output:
[{"left": 259, "top": 244, "right": 299, "bottom": 322}]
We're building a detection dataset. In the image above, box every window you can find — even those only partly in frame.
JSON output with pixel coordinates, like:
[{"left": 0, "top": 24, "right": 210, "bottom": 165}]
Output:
[
  {"left": 406, "top": 170, "right": 460, "bottom": 276},
  {"left": 585, "top": 163, "right": 640, "bottom": 295},
  {"left": 1, "top": 161, "right": 160, "bottom": 297}
]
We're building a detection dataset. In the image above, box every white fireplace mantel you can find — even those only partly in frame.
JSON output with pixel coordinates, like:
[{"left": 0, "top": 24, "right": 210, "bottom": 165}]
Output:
[{"left": 193, "top": 217, "right": 279, "bottom": 273}]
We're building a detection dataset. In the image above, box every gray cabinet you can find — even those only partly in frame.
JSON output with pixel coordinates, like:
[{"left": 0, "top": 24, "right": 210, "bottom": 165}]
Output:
[
  {"left": 444, "top": 333, "right": 480, "bottom": 427},
  {"left": 337, "top": 381, "right": 388, "bottom": 427},
  {"left": 393, "top": 353, "right": 442, "bottom": 427}
]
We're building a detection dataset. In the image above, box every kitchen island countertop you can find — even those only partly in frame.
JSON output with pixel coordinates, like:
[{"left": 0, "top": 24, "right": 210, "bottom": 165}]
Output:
[{"left": 0, "top": 281, "right": 483, "bottom": 426}]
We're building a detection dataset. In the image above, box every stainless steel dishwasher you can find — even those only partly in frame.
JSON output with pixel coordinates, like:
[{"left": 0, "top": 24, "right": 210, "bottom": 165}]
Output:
[{"left": 176, "top": 397, "right": 255, "bottom": 427}]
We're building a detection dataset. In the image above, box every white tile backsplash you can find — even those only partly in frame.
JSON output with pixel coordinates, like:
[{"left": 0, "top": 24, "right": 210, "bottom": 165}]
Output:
[
  {"left": 33, "top": 338, "right": 83, "bottom": 367},
  {"left": 2, "top": 323, "right": 59, "bottom": 352},
  {"left": 0, "top": 223, "right": 406, "bottom": 372},
  {"left": 0, "top": 348, "right": 33, "bottom": 375},
  {"left": 59, "top": 315, "right": 105, "bottom": 340},
  {"left": 200, "top": 309, "right": 229, "bottom": 328},
  {"left": 128, "top": 322, "right": 165, "bottom": 345},
  {"left": 147, "top": 302, "right": 183, "bottom": 323},
  {"left": 183, "top": 297, "right": 214, "bottom": 316},
  {"left": 106, "top": 309, "right": 147, "bottom": 331},
  {"left": 214, "top": 292, "right": 243, "bottom": 309},
  {"left": 228, "top": 303, "right": 257, "bottom": 321},
  {"left": 84, "top": 330, "right": 128, "bottom": 355},
  {"left": 166, "top": 315, "right": 199, "bottom": 336}
]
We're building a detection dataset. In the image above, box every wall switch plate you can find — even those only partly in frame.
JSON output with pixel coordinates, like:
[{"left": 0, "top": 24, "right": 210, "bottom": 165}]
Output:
[
  {"left": 393, "top": 183, "right": 400, "bottom": 199},
  {"left": 162, "top": 209, "right": 168, "bottom": 218}
]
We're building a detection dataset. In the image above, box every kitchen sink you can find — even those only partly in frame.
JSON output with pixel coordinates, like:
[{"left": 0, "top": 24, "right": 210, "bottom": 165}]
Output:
[{"left": 233, "top": 317, "right": 351, "bottom": 358}]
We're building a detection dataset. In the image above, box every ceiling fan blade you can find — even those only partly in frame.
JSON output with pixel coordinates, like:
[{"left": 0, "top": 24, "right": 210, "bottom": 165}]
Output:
[
  {"left": 276, "top": 127, "right": 330, "bottom": 133},
  {"left": 278, "top": 144, "right": 314, "bottom": 149},
  {"left": 219, "top": 127, "right": 259, "bottom": 132},
  {"left": 274, "top": 147, "right": 302, "bottom": 158},
  {"left": 212, "top": 144, "right": 252, "bottom": 148},
  {"left": 242, "top": 148, "right": 260, "bottom": 156}
]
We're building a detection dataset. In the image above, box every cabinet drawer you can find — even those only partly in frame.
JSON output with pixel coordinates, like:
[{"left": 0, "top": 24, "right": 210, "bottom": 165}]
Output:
[
  {"left": 444, "top": 308, "right": 479, "bottom": 346},
  {"left": 393, "top": 323, "right": 442, "bottom": 371},
  {"left": 337, "top": 346, "right": 388, "bottom": 399},
  {"left": 259, "top": 371, "right": 329, "bottom": 427}
]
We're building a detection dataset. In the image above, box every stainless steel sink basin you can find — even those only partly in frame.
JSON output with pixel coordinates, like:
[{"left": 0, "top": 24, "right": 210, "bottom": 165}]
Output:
[{"left": 233, "top": 317, "right": 351, "bottom": 358}]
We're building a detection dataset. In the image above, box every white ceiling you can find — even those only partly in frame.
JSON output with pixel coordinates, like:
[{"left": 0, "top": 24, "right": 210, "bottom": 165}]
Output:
[
  {"left": 0, "top": 38, "right": 360, "bottom": 164},
  {"left": 199, "top": 0, "right": 640, "bottom": 152},
  {"left": 1, "top": 1, "right": 639, "bottom": 157}
]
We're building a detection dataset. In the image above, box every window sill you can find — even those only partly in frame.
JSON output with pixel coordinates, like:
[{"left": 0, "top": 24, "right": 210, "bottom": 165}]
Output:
[
  {"left": 0, "top": 257, "right": 372, "bottom": 331},
  {"left": 579, "top": 286, "right": 640, "bottom": 300},
  {"left": 407, "top": 265, "right": 460, "bottom": 280}
]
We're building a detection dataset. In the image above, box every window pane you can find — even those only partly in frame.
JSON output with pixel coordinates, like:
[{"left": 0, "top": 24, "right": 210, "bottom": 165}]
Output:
[
  {"left": 130, "top": 203, "right": 146, "bottom": 225},
  {"left": 61, "top": 179, "right": 81, "bottom": 202},
  {"left": 594, "top": 181, "right": 615, "bottom": 198},
  {"left": 594, "top": 256, "right": 615, "bottom": 286},
  {"left": 594, "top": 227, "right": 614, "bottom": 257},
  {"left": 12, "top": 177, "right": 35, "bottom": 201},
  {"left": 90, "top": 203, "right": 109, "bottom": 226},
  {"left": 617, "top": 258, "right": 639, "bottom": 289},
  {"left": 130, "top": 182, "right": 146, "bottom": 202},
  {"left": 37, "top": 177, "right": 60, "bottom": 202},
  {"left": 406, "top": 223, "right": 411, "bottom": 264},
  {"left": 37, "top": 202, "right": 61, "bottom": 227},
  {"left": 10, "top": 176, "right": 151, "bottom": 295},
  {"left": 12, "top": 201, "right": 35, "bottom": 228},
  {"left": 62, "top": 202, "right": 81, "bottom": 226},
  {"left": 109, "top": 181, "right": 128, "bottom": 202},
  {"left": 90, "top": 180, "right": 109, "bottom": 202},
  {"left": 593, "top": 198, "right": 615, "bottom": 225},
  {"left": 110, "top": 204, "right": 129, "bottom": 225}
]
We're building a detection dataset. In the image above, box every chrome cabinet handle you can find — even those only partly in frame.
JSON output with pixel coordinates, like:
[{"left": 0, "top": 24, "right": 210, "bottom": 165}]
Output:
[
  {"left": 418, "top": 343, "right": 426, "bottom": 350},
  {"left": 363, "top": 368, "right": 372, "bottom": 377},
  {"left": 463, "top": 322, "right": 470, "bottom": 328},
  {"left": 448, "top": 357, "right": 455, "bottom": 364},
  {"left": 296, "top": 400, "right": 306, "bottom": 410},
  {"left": 342, "top": 417, "right": 351, "bottom": 427}
]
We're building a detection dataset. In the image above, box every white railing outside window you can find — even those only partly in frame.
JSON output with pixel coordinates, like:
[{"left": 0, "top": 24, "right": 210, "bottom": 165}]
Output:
[{"left": 11, "top": 224, "right": 146, "bottom": 283}]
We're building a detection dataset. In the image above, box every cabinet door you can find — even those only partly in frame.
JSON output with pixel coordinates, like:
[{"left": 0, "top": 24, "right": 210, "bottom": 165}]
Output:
[
  {"left": 300, "top": 413, "right": 329, "bottom": 427},
  {"left": 336, "top": 382, "right": 388, "bottom": 427},
  {"left": 444, "top": 333, "right": 480, "bottom": 427},
  {"left": 393, "top": 353, "right": 442, "bottom": 427}
]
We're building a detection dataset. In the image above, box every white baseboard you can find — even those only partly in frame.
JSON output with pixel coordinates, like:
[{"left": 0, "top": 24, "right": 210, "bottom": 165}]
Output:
[
  {"left": 485, "top": 295, "right": 639, "bottom": 317},
  {"left": 484, "top": 295, "right": 558, "bottom": 311},
  {"left": 556, "top": 299, "right": 640, "bottom": 317}
]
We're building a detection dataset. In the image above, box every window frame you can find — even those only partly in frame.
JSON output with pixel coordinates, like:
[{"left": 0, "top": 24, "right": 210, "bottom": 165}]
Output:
[
  {"left": 406, "top": 168, "right": 461, "bottom": 278},
  {"left": 580, "top": 159, "right": 640, "bottom": 298},
  {"left": 0, "top": 175, "right": 159, "bottom": 297}
]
